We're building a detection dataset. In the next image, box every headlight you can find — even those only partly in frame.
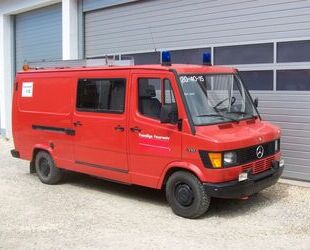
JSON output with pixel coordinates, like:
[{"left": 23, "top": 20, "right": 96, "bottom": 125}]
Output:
[
  {"left": 275, "top": 139, "right": 280, "bottom": 152},
  {"left": 223, "top": 151, "right": 237, "bottom": 166}
]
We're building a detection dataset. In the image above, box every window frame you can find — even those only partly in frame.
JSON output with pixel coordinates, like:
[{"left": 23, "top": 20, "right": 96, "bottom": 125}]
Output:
[{"left": 76, "top": 78, "right": 127, "bottom": 114}]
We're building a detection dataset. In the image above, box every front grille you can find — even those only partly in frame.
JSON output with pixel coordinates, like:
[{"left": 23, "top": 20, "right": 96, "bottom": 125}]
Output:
[
  {"left": 242, "top": 155, "right": 275, "bottom": 174},
  {"left": 236, "top": 140, "right": 277, "bottom": 165}
]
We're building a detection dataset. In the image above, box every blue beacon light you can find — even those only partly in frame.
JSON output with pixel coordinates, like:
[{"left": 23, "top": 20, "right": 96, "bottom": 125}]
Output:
[
  {"left": 203, "top": 52, "right": 212, "bottom": 66},
  {"left": 161, "top": 51, "right": 171, "bottom": 66}
]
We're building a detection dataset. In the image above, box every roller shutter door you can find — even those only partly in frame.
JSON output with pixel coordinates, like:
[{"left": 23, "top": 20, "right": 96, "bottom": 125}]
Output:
[
  {"left": 256, "top": 92, "right": 310, "bottom": 181},
  {"left": 84, "top": 0, "right": 310, "bottom": 182},
  {"left": 15, "top": 3, "right": 62, "bottom": 71}
]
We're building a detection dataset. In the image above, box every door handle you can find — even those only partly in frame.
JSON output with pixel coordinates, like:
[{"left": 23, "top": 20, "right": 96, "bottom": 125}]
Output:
[
  {"left": 73, "top": 121, "right": 82, "bottom": 127},
  {"left": 114, "top": 125, "right": 125, "bottom": 132},
  {"left": 130, "top": 126, "right": 141, "bottom": 132}
]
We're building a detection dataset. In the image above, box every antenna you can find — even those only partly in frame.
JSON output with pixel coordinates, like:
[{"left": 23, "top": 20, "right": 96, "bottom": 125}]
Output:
[{"left": 148, "top": 26, "right": 157, "bottom": 52}]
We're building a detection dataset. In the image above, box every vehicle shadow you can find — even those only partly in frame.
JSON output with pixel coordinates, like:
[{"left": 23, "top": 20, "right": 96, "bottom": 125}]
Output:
[
  {"left": 62, "top": 171, "right": 288, "bottom": 219},
  {"left": 201, "top": 184, "right": 289, "bottom": 219},
  {"left": 62, "top": 171, "right": 166, "bottom": 205}
]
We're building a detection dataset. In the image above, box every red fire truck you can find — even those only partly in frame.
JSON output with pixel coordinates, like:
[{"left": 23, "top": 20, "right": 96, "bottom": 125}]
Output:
[{"left": 11, "top": 53, "right": 284, "bottom": 218}]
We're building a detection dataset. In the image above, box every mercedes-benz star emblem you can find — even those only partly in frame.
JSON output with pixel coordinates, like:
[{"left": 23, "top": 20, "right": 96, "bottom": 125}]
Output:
[{"left": 256, "top": 145, "right": 264, "bottom": 159}]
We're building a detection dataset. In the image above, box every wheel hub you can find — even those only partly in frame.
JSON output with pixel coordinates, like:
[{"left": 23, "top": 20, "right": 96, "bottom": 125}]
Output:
[
  {"left": 39, "top": 158, "right": 50, "bottom": 177},
  {"left": 175, "top": 183, "right": 194, "bottom": 207}
]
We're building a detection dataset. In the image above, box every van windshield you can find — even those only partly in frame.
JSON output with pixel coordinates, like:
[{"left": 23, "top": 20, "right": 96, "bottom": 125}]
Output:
[{"left": 179, "top": 74, "right": 259, "bottom": 125}]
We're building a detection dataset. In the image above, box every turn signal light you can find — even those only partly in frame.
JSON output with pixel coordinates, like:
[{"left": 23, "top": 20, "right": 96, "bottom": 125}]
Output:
[{"left": 208, "top": 153, "right": 222, "bottom": 168}]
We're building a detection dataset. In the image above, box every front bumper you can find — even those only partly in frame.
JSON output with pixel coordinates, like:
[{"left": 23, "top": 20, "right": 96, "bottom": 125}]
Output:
[{"left": 204, "top": 160, "right": 284, "bottom": 199}]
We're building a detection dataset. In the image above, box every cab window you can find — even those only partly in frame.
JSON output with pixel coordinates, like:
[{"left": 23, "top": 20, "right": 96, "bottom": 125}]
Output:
[
  {"left": 138, "top": 78, "right": 176, "bottom": 119},
  {"left": 76, "top": 78, "right": 126, "bottom": 113}
]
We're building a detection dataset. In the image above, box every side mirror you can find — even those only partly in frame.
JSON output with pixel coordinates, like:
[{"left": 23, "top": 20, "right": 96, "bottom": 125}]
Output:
[
  {"left": 160, "top": 104, "right": 178, "bottom": 124},
  {"left": 254, "top": 97, "right": 259, "bottom": 108}
]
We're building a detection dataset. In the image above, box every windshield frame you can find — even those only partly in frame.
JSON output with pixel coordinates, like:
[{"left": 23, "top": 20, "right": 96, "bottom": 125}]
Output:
[{"left": 177, "top": 72, "right": 261, "bottom": 127}]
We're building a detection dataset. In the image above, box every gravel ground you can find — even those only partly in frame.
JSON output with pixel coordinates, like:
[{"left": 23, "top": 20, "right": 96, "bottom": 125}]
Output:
[{"left": 1, "top": 138, "right": 310, "bottom": 249}]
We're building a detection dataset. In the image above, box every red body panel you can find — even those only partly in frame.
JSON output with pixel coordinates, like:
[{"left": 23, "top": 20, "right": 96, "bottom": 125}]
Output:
[{"left": 12, "top": 64, "right": 281, "bottom": 189}]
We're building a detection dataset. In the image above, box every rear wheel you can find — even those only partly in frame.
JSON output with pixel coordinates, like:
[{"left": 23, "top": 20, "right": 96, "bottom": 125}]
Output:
[
  {"left": 165, "top": 171, "right": 210, "bottom": 219},
  {"left": 35, "top": 151, "right": 62, "bottom": 184}
]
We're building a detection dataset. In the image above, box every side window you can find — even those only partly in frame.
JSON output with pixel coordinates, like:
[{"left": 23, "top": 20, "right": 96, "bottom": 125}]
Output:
[
  {"left": 138, "top": 78, "right": 162, "bottom": 119},
  {"left": 77, "top": 78, "right": 126, "bottom": 113},
  {"left": 164, "top": 79, "right": 176, "bottom": 104}
]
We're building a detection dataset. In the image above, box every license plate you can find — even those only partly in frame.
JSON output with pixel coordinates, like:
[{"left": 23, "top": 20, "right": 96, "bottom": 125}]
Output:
[{"left": 239, "top": 172, "right": 248, "bottom": 182}]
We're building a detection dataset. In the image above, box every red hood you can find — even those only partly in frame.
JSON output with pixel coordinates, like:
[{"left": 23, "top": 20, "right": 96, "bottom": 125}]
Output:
[{"left": 195, "top": 119, "right": 281, "bottom": 151}]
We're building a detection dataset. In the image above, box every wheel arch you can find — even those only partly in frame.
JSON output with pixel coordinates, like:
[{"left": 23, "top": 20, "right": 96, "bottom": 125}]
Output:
[
  {"left": 31, "top": 144, "right": 54, "bottom": 164},
  {"left": 157, "top": 162, "right": 206, "bottom": 189}
]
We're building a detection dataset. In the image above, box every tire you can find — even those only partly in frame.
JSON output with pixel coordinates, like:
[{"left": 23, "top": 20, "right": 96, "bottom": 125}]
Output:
[
  {"left": 165, "top": 171, "right": 210, "bottom": 219},
  {"left": 35, "top": 151, "right": 62, "bottom": 185}
]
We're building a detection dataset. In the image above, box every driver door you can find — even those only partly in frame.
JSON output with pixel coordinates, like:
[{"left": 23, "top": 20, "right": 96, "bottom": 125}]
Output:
[{"left": 128, "top": 72, "right": 182, "bottom": 188}]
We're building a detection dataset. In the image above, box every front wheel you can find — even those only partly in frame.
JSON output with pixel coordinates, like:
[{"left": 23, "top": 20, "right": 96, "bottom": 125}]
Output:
[{"left": 165, "top": 171, "right": 210, "bottom": 219}]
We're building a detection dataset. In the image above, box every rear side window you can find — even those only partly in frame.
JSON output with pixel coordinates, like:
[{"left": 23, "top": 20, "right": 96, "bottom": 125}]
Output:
[{"left": 77, "top": 78, "right": 126, "bottom": 113}]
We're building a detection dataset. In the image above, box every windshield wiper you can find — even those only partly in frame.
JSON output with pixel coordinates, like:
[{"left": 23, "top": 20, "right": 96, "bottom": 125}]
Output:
[
  {"left": 226, "top": 111, "right": 258, "bottom": 119},
  {"left": 197, "top": 113, "right": 238, "bottom": 122}
]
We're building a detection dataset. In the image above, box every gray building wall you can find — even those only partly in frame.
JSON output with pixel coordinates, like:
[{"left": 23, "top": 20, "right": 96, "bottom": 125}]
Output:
[{"left": 15, "top": 3, "right": 62, "bottom": 71}]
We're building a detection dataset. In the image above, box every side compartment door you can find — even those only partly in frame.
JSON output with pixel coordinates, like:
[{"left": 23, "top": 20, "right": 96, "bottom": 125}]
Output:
[
  {"left": 72, "top": 74, "right": 130, "bottom": 183},
  {"left": 128, "top": 73, "right": 182, "bottom": 188}
]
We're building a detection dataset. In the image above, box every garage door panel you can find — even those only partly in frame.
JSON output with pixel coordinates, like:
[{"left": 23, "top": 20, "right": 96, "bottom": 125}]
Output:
[
  {"left": 254, "top": 92, "right": 310, "bottom": 101},
  {"left": 85, "top": 0, "right": 310, "bottom": 28},
  {"left": 283, "top": 170, "right": 310, "bottom": 181},
  {"left": 281, "top": 136, "right": 310, "bottom": 146},
  {"left": 15, "top": 3, "right": 62, "bottom": 71},
  {"left": 262, "top": 114, "right": 310, "bottom": 124},
  {"left": 86, "top": 22, "right": 310, "bottom": 55},
  {"left": 282, "top": 150, "right": 310, "bottom": 161},
  {"left": 282, "top": 129, "right": 310, "bottom": 138},
  {"left": 281, "top": 143, "right": 310, "bottom": 153},
  {"left": 268, "top": 121, "right": 310, "bottom": 132},
  {"left": 284, "top": 158, "right": 310, "bottom": 170},
  {"left": 86, "top": 16, "right": 310, "bottom": 45},
  {"left": 84, "top": 0, "right": 310, "bottom": 56},
  {"left": 260, "top": 101, "right": 310, "bottom": 109},
  {"left": 260, "top": 108, "right": 310, "bottom": 116}
]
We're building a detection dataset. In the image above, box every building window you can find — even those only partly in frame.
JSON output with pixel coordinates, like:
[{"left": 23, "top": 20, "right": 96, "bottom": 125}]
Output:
[
  {"left": 138, "top": 78, "right": 162, "bottom": 119},
  {"left": 123, "top": 52, "right": 160, "bottom": 65},
  {"left": 277, "top": 69, "right": 310, "bottom": 91},
  {"left": 77, "top": 78, "right": 126, "bottom": 113},
  {"left": 239, "top": 71, "right": 273, "bottom": 90},
  {"left": 277, "top": 40, "right": 310, "bottom": 63},
  {"left": 214, "top": 43, "right": 273, "bottom": 65},
  {"left": 170, "top": 48, "right": 211, "bottom": 64}
]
